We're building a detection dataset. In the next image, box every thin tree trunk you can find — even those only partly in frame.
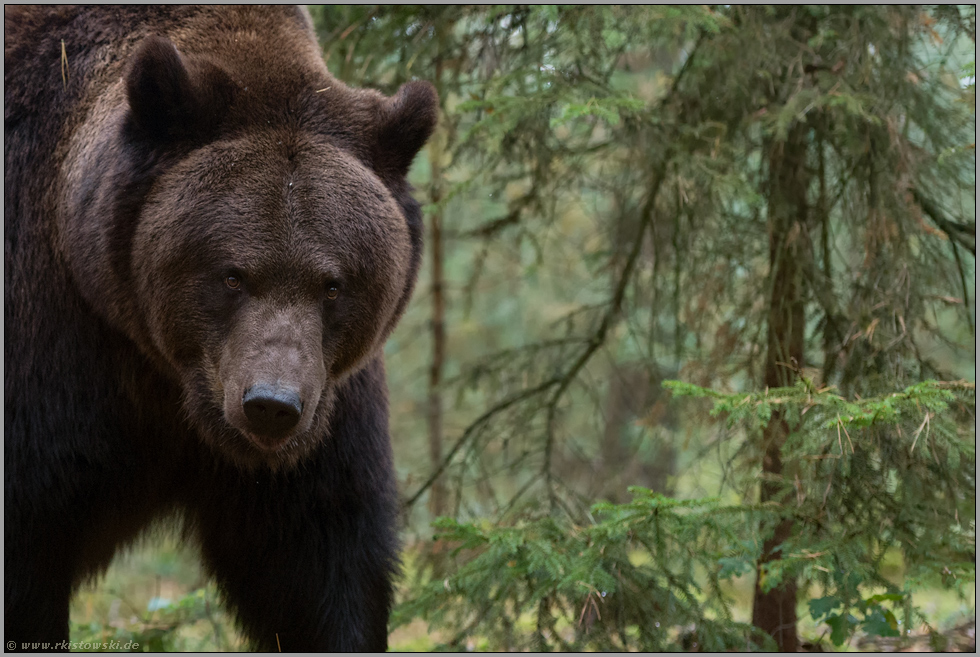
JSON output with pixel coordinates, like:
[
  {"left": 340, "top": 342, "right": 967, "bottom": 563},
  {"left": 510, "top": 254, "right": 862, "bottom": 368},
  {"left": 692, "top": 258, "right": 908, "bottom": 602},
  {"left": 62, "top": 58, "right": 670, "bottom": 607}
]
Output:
[
  {"left": 427, "top": 55, "right": 447, "bottom": 521},
  {"left": 752, "top": 123, "right": 810, "bottom": 652},
  {"left": 818, "top": 125, "right": 837, "bottom": 385},
  {"left": 427, "top": 194, "right": 446, "bottom": 519}
]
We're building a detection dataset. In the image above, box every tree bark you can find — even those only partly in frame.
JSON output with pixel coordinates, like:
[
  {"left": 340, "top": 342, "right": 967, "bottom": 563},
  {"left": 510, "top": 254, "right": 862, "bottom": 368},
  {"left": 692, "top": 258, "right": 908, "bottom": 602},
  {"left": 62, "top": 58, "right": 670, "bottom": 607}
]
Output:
[
  {"left": 427, "top": 54, "right": 447, "bottom": 521},
  {"left": 752, "top": 123, "right": 810, "bottom": 652}
]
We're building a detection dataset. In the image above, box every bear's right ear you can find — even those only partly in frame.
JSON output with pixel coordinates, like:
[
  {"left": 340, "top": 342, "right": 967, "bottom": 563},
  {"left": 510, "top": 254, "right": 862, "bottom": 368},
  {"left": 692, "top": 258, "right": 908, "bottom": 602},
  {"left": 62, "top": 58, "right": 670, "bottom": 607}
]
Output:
[{"left": 125, "top": 35, "right": 234, "bottom": 140}]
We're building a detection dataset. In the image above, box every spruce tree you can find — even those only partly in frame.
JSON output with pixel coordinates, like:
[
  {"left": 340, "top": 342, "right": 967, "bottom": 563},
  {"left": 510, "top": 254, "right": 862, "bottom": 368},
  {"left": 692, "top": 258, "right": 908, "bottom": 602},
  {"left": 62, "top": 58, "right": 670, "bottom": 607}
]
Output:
[{"left": 311, "top": 5, "right": 975, "bottom": 650}]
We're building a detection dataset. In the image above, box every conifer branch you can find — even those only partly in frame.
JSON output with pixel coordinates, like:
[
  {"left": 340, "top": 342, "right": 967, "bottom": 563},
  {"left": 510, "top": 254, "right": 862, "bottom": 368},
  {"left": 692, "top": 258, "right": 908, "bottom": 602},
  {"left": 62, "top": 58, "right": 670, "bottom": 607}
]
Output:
[
  {"left": 542, "top": 159, "right": 670, "bottom": 504},
  {"left": 911, "top": 188, "right": 976, "bottom": 256},
  {"left": 403, "top": 377, "right": 562, "bottom": 509}
]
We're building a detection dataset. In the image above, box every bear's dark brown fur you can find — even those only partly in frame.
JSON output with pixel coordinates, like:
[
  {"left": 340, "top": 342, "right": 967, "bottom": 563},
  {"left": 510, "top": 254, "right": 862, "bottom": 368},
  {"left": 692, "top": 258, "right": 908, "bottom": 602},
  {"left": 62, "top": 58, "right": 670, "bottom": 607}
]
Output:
[{"left": 4, "top": 6, "right": 436, "bottom": 650}]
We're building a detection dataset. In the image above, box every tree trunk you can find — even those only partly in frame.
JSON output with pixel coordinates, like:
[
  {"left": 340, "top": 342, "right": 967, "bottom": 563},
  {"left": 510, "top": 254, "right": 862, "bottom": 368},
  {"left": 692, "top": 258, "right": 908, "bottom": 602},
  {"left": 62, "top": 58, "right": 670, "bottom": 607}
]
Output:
[
  {"left": 427, "top": 55, "right": 447, "bottom": 521},
  {"left": 752, "top": 123, "right": 810, "bottom": 652},
  {"left": 427, "top": 189, "right": 446, "bottom": 519}
]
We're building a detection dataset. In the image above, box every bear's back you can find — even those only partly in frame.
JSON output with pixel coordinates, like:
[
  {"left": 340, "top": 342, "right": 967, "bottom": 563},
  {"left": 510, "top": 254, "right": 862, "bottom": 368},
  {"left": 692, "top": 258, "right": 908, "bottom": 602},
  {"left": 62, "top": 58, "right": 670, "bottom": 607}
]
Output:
[{"left": 4, "top": 6, "right": 321, "bottom": 145}]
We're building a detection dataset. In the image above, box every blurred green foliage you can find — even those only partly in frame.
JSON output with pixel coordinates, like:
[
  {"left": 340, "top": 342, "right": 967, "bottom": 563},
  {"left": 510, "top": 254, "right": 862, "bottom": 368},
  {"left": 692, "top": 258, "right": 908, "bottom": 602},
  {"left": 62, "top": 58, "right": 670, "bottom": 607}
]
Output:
[
  {"left": 70, "top": 534, "right": 245, "bottom": 652},
  {"left": 314, "top": 3, "right": 974, "bottom": 649},
  {"left": 71, "top": 588, "right": 239, "bottom": 652},
  {"left": 395, "top": 379, "right": 973, "bottom": 650},
  {"left": 395, "top": 488, "right": 773, "bottom": 651}
]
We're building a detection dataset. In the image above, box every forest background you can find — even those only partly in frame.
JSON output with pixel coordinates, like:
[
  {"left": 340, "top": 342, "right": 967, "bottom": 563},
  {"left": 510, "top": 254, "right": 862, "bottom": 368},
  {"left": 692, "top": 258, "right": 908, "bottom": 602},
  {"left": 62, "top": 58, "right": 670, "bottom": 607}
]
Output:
[{"left": 71, "top": 5, "right": 975, "bottom": 652}]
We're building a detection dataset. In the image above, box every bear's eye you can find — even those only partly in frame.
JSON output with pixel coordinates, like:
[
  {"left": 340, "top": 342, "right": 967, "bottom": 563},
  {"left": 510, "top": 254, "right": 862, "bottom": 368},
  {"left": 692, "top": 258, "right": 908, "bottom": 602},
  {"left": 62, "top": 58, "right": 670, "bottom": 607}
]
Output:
[
  {"left": 326, "top": 283, "right": 340, "bottom": 300},
  {"left": 225, "top": 275, "right": 241, "bottom": 290}
]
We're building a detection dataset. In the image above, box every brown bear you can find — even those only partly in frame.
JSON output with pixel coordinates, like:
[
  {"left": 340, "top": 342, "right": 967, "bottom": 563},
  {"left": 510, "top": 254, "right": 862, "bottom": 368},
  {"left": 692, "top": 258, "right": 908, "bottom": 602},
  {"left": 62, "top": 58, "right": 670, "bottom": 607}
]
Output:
[{"left": 4, "top": 6, "right": 436, "bottom": 651}]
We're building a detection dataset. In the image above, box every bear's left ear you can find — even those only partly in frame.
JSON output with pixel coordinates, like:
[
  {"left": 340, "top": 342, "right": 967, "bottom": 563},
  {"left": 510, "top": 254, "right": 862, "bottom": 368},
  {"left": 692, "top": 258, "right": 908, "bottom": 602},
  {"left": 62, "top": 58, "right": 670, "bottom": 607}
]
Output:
[{"left": 373, "top": 81, "right": 439, "bottom": 179}]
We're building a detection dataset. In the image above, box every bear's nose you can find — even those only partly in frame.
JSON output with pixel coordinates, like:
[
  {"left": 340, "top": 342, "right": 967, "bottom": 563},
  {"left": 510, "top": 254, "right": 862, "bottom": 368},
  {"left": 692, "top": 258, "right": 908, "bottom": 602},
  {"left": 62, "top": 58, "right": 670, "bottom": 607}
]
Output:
[{"left": 242, "top": 383, "right": 303, "bottom": 442}]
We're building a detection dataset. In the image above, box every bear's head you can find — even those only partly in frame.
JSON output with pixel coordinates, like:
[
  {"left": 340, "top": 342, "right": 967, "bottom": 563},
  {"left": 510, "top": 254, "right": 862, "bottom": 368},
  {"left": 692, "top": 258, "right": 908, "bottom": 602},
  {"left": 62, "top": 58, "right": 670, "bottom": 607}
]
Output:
[{"left": 78, "top": 32, "right": 437, "bottom": 470}]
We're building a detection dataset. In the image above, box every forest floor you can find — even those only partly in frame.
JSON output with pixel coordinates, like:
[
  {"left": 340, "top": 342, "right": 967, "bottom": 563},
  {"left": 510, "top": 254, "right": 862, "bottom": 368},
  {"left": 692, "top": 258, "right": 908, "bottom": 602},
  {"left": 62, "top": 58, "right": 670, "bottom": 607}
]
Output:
[
  {"left": 847, "top": 618, "right": 975, "bottom": 653},
  {"left": 70, "top": 537, "right": 976, "bottom": 652}
]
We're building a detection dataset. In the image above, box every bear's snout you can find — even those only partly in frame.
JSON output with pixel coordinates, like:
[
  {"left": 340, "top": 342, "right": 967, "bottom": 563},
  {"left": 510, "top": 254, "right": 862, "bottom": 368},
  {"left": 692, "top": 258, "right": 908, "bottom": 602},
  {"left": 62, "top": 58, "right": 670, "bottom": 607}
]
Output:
[
  {"left": 242, "top": 382, "right": 303, "bottom": 443},
  {"left": 219, "top": 302, "right": 328, "bottom": 457}
]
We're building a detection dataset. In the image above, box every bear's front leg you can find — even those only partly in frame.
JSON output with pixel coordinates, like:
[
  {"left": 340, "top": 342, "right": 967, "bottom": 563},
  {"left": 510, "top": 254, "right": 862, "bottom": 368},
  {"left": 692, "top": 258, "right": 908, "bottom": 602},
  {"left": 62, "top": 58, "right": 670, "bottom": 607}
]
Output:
[
  {"left": 5, "top": 487, "right": 104, "bottom": 651},
  {"left": 4, "top": 538, "right": 74, "bottom": 650},
  {"left": 192, "top": 362, "right": 401, "bottom": 651},
  {"left": 196, "top": 489, "right": 397, "bottom": 652}
]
